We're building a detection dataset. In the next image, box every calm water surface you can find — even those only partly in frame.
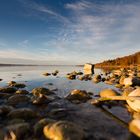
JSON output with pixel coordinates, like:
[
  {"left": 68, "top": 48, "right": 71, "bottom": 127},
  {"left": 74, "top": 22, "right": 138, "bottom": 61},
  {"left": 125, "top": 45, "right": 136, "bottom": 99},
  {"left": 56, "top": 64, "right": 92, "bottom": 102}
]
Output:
[{"left": 0, "top": 66, "right": 118, "bottom": 97}]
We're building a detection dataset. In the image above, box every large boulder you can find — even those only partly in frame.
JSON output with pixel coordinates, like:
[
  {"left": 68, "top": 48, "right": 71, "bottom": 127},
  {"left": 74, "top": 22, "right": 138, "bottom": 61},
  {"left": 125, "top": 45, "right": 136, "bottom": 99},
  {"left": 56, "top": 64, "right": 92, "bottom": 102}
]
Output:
[
  {"left": 43, "top": 121, "right": 85, "bottom": 140},
  {"left": 84, "top": 63, "right": 94, "bottom": 74}
]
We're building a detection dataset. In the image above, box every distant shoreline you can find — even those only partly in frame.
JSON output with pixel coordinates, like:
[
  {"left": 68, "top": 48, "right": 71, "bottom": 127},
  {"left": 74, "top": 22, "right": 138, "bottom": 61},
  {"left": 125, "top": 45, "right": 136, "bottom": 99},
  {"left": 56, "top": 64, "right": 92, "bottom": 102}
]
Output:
[{"left": 0, "top": 64, "right": 82, "bottom": 67}]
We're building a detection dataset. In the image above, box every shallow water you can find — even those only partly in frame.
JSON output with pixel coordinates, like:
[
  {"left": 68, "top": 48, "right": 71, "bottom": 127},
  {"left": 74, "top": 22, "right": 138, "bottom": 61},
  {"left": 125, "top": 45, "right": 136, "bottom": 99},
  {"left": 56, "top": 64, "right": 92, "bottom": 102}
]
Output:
[
  {"left": 0, "top": 66, "right": 133, "bottom": 139},
  {"left": 0, "top": 66, "right": 118, "bottom": 97}
]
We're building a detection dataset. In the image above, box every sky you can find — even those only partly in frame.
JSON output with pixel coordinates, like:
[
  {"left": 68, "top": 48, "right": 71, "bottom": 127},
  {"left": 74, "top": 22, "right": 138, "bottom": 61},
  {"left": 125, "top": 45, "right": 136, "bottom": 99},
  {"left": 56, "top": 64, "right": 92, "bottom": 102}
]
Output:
[{"left": 0, "top": 0, "right": 140, "bottom": 65}]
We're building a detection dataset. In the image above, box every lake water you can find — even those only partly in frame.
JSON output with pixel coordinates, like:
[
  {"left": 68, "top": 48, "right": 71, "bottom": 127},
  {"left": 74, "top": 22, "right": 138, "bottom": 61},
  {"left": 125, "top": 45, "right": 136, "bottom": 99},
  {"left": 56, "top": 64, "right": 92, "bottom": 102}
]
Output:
[{"left": 0, "top": 66, "right": 118, "bottom": 97}]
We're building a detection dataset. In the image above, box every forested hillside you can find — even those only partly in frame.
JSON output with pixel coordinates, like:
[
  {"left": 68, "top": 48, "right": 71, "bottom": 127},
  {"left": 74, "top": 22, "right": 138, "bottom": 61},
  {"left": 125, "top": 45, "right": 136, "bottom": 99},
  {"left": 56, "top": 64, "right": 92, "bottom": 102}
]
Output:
[{"left": 95, "top": 51, "right": 140, "bottom": 67}]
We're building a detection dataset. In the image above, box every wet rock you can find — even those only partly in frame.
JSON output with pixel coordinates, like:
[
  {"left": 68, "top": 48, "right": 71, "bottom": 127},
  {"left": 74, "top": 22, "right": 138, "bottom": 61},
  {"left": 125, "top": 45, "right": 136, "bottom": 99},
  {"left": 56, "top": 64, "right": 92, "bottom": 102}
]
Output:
[
  {"left": 8, "top": 119, "right": 25, "bottom": 125},
  {"left": 8, "top": 108, "right": 38, "bottom": 119},
  {"left": 32, "top": 87, "right": 55, "bottom": 96},
  {"left": 52, "top": 70, "right": 59, "bottom": 76},
  {"left": 32, "top": 94, "right": 52, "bottom": 105},
  {"left": 13, "top": 83, "right": 26, "bottom": 88},
  {"left": 66, "top": 89, "right": 91, "bottom": 102},
  {"left": 5, "top": 123, "right": 30, "bottom": 140},
  {"left": 34, "top": 118, "right": 55, "bottom": 136},
  {"left": 66, "top": 74, "right": 76, "bottom": 80},
  {"left": 16, "top": 90, "right": 29, "bottom": 94},
  {"left": 43, "top": 72, "right": 51, "bottom": 76},
  {"left": 43, "top": 120, "right": 85, "bottom": 140},
  {"left": 0, "top": 129, "right": 4, "bottom": 140},
  {"left": 77, "top": 71, "right": 83, "bottom": 75},
  {"left": 129, "top": 119, "right": 140, "bottom": 138},
  {"left": 8, "top": 81, "right": 26, "bottom": 88},
  {"left": 8, "top": 81, "right": 16, "bottom": 86},
  {"left": 78, "top": 74, "right": 92, "bottom": 81},
  {"left": 0, "top": 87, "right": 16, "bottom": 93},
  {"left": 48, "top": 108, "right": 68, "bottom": 119},
  {"left": 0, "top": 105, "right": 14, "bottom": 115},
  {"left": 93, "top": 75, "right": 101, "bottom": 83},
  {"left": 99, "top": 89, "right": 119, "bottom": 97},
  {"left": 7, "top": 95, "right": 30, "bottom": 105}
]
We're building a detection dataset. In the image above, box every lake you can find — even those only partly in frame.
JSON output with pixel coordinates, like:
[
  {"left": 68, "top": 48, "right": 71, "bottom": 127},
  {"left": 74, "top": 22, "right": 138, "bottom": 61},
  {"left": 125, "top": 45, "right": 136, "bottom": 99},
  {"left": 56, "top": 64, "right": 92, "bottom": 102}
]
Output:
[{"left": 0, "top": 65, "right": 118, "bottom": 97}]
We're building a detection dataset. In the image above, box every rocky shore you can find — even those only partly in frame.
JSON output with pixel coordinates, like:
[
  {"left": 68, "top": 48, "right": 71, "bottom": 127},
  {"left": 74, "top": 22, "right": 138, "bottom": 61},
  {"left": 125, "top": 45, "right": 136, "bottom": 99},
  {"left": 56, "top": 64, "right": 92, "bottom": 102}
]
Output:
[{"left": 0, "top": 67, "right": 140, "bottom": 140}]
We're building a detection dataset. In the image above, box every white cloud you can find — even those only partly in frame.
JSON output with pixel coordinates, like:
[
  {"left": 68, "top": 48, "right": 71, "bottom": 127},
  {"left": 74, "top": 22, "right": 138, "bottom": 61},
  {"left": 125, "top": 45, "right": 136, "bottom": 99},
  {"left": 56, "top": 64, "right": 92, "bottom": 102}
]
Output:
[{"left": 18, "top": 0, "right": 70, "bottom": 24}]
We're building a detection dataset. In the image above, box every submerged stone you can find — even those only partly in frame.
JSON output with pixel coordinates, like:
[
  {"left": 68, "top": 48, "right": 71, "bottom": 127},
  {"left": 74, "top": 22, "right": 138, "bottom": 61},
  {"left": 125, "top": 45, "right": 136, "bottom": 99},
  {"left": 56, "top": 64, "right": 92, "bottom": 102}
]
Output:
[{"left": 43, "top": 120, "right": 85, "bottom": 140}]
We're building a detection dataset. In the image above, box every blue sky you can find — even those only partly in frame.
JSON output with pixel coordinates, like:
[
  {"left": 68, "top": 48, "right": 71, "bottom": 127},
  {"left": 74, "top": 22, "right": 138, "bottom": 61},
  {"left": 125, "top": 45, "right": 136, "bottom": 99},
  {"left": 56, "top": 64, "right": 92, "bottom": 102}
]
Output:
[{"left": 0, "top": 0, "right": 140, "bottom": 64}]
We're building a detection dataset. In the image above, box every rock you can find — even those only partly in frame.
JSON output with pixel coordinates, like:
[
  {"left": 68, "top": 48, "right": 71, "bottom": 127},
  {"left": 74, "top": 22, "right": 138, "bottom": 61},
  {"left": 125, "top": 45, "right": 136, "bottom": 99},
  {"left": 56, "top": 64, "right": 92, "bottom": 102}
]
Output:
[
  {"left": 32, "top": 94, "right": 52, "bottom": 105},
  {"left": 34, "top": 118, "right": 55, "bottom": 136},
  {"left": 8, "top": 81, "right": 16, "bottom": 86},
  {"left": 122, "top": 87, "right": 135, "bottom": 96},
  {"left": 0, "top": 129, "right": 4, "bottom": 140},
  {"left": 66, "top": 89, "right": 91, "bottom": 102},
  {"left": 48, "top": 108, "right": 68, "bottom": 119},
  {"left": 113, "top": 70, "right": 122, "bottom": 76},
  {"left": 8, "top": 108, "right": 37, "bottom": 119},
  {"left": 99, "top": 89, "right": 119, "bottom": 97},
  {"left": 32, "top": 87, "right": 54, "bottom": 96},
  {"left": 84, "top": 63, "right": 94, "bottom": 75},
  {"left": 126, "top": 88, "right": 140, "bottom": 112},
  {"left": 66, "top": 74, "right": 76, "bottom": 80},
  {"left": 78, "top": 74, "right": 92, "bottom": 81},
  {"left": 123, "top": 77, "right": 140, "bottom": 87},
  {"left": 77, "top": 72, "right": 83, "bottom": 75},
  {"left": 43, "top": 72, "right": 51, "bottom": 76},
  {"left": 52, "top": 70, "right": 59, "bottom": 76},
  {"left": 13, "top": 83, "right": 26, "bottom": 88},
  {"left": 93, "top": 75, "right": 101, "bottom": 83},
  {"left": 43, "top": 121, "right": 85, "bottom": 140},
  {"left": 104, "top": 80, "right": 114, "bottom": 85},
  {"left": 0, "top": 87, "right": 16, "bottom": 93},
  {"left": 132, "top": 112, "right": 140, "bottom": 119},
  {"left": 8, "top": 81, "right": 26, "bottom": 88},
  {"left": 119, "top": 75, "right": 127, "bottom": 85},
  {"left": 115, "top": 84, "right": 123, "bottom": 88},
  {"left": 5, "top": 123, "right": 30, "bottom": 139},
  {"left": 16, "top": 90, "right": 29, "bottom": 94},
  {"left": 0, "top": 105, "right": 14, "bottom": 115},
  {"left": 129, "top": 119, "right": 140, "bottom": 138},
  {"left": 8, "top": 119, "right": 25, "bottom": 125},
  {"left": 7, "top": 95, "right": 30, "bottom": 105}
]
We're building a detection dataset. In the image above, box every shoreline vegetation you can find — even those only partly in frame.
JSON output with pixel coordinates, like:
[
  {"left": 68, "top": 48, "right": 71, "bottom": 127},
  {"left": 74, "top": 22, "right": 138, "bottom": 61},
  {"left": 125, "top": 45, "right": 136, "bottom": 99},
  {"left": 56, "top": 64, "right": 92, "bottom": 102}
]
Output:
[{"left": 95, "top": 51, "right": 140, "bottom": 68}]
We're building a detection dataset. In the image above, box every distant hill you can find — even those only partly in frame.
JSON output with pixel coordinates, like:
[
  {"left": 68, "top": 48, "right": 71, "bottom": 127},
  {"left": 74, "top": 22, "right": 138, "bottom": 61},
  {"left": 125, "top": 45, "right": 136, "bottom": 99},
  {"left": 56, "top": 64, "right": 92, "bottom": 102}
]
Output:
[{"left": 95, "top": 51, "right": 140, "bottom": 68}]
